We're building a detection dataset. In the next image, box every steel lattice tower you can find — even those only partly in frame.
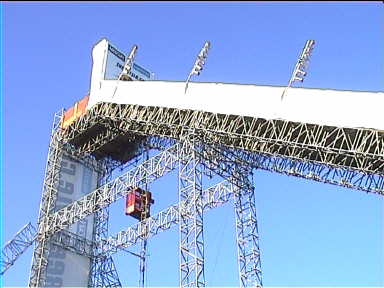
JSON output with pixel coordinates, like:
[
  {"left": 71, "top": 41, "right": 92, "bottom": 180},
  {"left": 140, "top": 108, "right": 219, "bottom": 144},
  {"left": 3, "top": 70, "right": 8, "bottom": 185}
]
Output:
[
  {"left": 178, "top": 138, "right": 206, "bottom": 287},
  {"left": 26, "top": 86, "right": 383, "bottom": 287}
]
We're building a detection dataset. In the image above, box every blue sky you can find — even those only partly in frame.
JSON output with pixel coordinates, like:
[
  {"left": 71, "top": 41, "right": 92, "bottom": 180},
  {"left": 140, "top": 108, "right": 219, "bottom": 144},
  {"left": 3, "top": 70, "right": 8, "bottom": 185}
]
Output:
[{"left": 2, "top": 1, "right": 383, "bottom": 287}]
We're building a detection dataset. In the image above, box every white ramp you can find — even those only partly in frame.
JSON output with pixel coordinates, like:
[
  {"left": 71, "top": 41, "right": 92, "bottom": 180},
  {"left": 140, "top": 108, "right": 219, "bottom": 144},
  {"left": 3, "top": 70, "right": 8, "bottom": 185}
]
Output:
[
  {"left": 88, "top": 39, "right": 383, "bottom": 132},
  {"left": 89, "top": 80, "right": 383, "bottom": 131}
]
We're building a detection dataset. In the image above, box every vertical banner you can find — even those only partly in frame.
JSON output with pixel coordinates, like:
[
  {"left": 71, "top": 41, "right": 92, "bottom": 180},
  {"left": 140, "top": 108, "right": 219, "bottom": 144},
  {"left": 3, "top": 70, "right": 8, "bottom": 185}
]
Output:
[{"left": 44, "top": 154, "right": 98, "bottom": 287}]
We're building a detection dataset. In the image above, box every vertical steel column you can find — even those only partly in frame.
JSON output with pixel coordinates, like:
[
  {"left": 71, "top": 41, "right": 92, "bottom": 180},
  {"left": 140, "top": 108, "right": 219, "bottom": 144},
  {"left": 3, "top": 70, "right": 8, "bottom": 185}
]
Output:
[
  {"left": 233, "top": 169, "right": 262, "bottom": 288},
  {"left": 139, "top": 146, "right": 150, "bottom": 288},
  {"left": 2, "top": 223, "right": 37, "bottom": 275},
  {"left": 178, "top": 138, "right": 205, "bottom": 288},
  {"left": 138, "top": 237, "right": 148, "bottom": 288},
  {"left": 89, "top": 164, "right": 121, "bottom": 288},
  {"left": 29, "top": 111, "right": 64, "bottom": 287},
  {"left": 89, "top": 253, "right": 121, "bottom": 288}
]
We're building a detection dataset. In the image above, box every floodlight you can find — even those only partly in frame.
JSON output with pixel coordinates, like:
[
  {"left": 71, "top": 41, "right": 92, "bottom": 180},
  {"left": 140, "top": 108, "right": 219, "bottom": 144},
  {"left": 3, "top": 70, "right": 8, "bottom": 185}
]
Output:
[
  {"left": 119, "top": 44, "right": 138, "bottom": 80},
  {"left": 192, "top": 59, "right": 205, "bottom": 75},
  {"left": 113, "top": 44, "right": 139, "bottom": 97},
  {"left": 185, "top": 41, "right": 211, "bottom": 94},
  {"left": 281, "top": 40, "right": 315, "bottom": 101},
  {"left": 127, "top": 45, "right": 138, "bottom": 61},
  {"left": 295, "top": 69, "right": 306, "bottom": 76},
  {"left": 293, "top": 76, "right": 304, "bottom": 82}
]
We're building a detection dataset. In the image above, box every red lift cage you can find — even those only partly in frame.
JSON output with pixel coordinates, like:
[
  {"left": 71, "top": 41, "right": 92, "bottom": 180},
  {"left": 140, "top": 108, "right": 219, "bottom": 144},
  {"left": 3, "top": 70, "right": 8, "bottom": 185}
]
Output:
[{"left": 125, "top": 187, "right": 154, "bottom": 220}]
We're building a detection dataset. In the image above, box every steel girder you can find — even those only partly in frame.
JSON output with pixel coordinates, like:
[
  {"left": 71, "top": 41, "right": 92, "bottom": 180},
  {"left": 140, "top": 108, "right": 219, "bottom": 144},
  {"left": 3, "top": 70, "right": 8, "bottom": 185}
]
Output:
[
  {"left": 50, "top": 230, "right": 94, "bottom": 258},
  {"left": 98, "top": 180, "right": 236, "bottom": 256},
  {"left": 41, "top": 143, "right": 182, "bottom": 239},
  {"left": 88, "top": 255, "right": 121, "bottom": 288},
  {"left": 1, "top": 223, "right": 37, "bottom": 275},
  {"left": 89, "top": 207, "right": 122, "bottom": 288},
  {"left": 143, "top": 137, "right": 383, "bottom": 194},
  {"left": 66, "top": 102, "right": 384, "bottom": 195},
  {"left": 41, "top": 132, "right": 384, "bottom": 245},
  {"left": 199, "top": 142, "right": 384, "bottom": 194},
  {"left": 41, "top": 138, "right": 250, "bottom": 240},
  {"left": 62, "top": 103, "right": 384, "bottom": 180},
  {"left": 138, "top": 149, "right": 150, "bottom": 288},
  {"left": 28, "top": 110, "right": 120, "bottom": 287},
  {"left": 89, "top": 168, "right": 121, "bottom": 288},
  {"left": 95, "top": 159, "right": 262, "bottom": 288},
  {"left": 31, "top": 122, "right": 264, "bottom": 287},
  {"left": 29, "top": 98, "right": 384, "bottom": 287},
  {"left": 232, "top": 171, "right": 262, "bottom": 288},
  {"left": 30, "top": 168, "right": 242, "bottom": 285},
  {"left": 4, "top": 146, "right": 264, "bottom": 282},
  {"left": 178, "top": 138, "right": 205, "bottom": 287},
  {"left": 29, "top": 111, "right": 64, "bottom": 288},
  {"left": 196, "top": 143, "right": 263, "bottom": 287},
  {"left": 1, "top": 222, "right": 106, "bottom": 274}
]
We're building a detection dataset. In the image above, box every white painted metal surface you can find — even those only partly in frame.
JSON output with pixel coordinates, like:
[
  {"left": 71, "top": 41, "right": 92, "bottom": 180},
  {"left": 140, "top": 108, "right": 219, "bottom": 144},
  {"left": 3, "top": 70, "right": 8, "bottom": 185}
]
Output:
[{"left": 89, "top": 39, "right": 383, "bottom": 131}]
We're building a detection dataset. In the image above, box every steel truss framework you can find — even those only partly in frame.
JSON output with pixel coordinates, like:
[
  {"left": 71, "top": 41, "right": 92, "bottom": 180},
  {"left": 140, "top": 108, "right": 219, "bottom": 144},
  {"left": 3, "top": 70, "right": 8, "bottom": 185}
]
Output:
[
  {"left": 24, "top": 180, "right": 235, "bottom": 281},
  {"left": 41, "top": 142, "right": 181, "bottom": 238},
  {"left": 28, "top": 111, "right": 121, "bottom": 287},
  {"left": 29, "top": 111, "right": 64, "bottom": 288},
  {"left": 37, "top": 140, "right": 263, "bottom": 287},
  {"left": 62, "top": 103, "right": 383, "bottom": 184},
  {"left": 138, "top": 148, "right": 150, "bottom": 288},
  {"left": 178, "top": 138, "right": 205, "bottom": 287},
  {"left": 89, "top": 168, "right": 121, "bottom": 288},
  {"left": 50, "top": 230, "right": 93, "bottom": 258},
  {"left": 64, "top": 140, "right": 122, "bottom": 287},
  {"left": 1, "top": 223, "right": 37, "bottom": 275},
  {"left": 29, "top": 97, "right": 383, "bottom": 287},
  {"left": 147, "top": 137, "right": 384, "bottom": 194},
  {"left": 31, "top": 128, "right": 264, "bottom": 287},
  {"left": 97, "top": 167, "right": 262, "bottom": 287},
  {"left": 99, "top": 180, "right": 237, "bottom": 255},
  {"left": 40, "top": 127, "right": 384, "bottom": 240},
  {"left": 2, "top": 224, "right": 106, "bottom": 275},
  {"left": 234, "top": 175, "right": 262, "bottom": 287},
  {"left": 6, "top": 179, "right": 248, "bottom": 281},
  {"left": 40, "top": 139, "right": 240, "bottom": 238}
]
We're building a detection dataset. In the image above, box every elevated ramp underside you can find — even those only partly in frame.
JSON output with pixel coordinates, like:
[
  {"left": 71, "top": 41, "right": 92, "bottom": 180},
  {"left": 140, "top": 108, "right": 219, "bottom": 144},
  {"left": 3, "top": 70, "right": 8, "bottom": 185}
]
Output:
[
  {"left": 62, "top": 104, "right": 383, "bottom": 173},
  {"left": 61, "top": 80, "right": 383, "bottom": 193}
]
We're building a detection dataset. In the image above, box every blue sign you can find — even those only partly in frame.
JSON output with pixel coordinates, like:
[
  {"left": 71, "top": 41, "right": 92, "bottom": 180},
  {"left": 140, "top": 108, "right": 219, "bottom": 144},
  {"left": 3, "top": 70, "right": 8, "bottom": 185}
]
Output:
[{"left": 104, "top": 43, "right": 154, "bottom": 81}]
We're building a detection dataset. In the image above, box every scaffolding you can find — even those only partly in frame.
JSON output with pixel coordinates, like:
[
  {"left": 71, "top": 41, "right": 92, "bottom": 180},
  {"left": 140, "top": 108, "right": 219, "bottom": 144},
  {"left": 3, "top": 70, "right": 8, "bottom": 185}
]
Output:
[
  {"left": 27, "top": 97, "right": 383, "bottom": 287},
  {"left": 1, "top": 223, "right": 37, "bottom": 275}
]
